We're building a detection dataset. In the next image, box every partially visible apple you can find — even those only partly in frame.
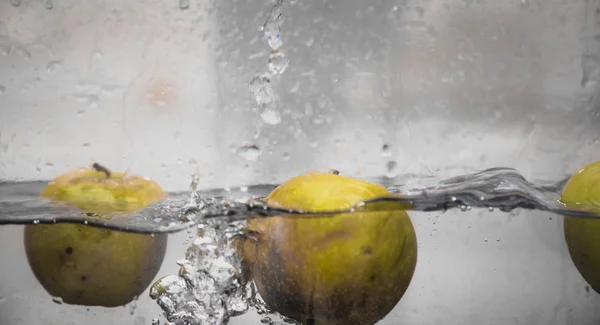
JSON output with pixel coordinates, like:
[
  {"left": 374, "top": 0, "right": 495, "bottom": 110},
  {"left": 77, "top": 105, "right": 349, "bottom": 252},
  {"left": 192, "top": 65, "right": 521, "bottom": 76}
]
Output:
[
  {"left": 562, "top": 160, "right": 600, "bottom": 294},
  {"left": 24, "top": 163, "right": 168, "bottom": 307},
  {"left": 238, "top": 172, "right": 418, "bottom": 325}
]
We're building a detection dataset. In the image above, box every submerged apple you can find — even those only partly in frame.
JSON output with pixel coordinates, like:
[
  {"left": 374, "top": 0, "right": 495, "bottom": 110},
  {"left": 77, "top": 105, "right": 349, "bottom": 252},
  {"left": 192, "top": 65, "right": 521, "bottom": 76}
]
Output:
[
  {"left": 23, "top": 163, "right": 168, "bottom": 307},
  {"left": 238, "top": 171, "right": 418, "bottom": 325}
]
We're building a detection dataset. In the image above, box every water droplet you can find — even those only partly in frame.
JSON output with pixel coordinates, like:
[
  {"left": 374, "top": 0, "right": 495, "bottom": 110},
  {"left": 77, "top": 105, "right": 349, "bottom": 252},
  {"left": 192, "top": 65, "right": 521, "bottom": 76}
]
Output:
[
  {"left": 46, "top": 60, "right": 62, "bottom": 72},
  {"left": 496, "top": 238, "right": 500, "bottom": 242},
  {"left": 0, "top": 85, "right": 6, "bottom": 95},
  {"left": 236, "top": 143, "right": 262, "bottom": 161},
  {"left": 151, "top": 319, "right": 160, "bottom": 325},
  {"left": 488, "top": 207, "right": 494, "bottom": 212},
  {"left": 386, "top": 160, "right": 397, "bottom": 179},
  {"left": 179, "top": 0, "right": 189, "bottom": 10},
  {"left": 249, "top": 74, "right": 275, "bottom": 105},
  {"left": 268, "top": 51, "right": 289, "bottom": 75},
  {"left": 129, "top": 296, "right": 139, "bottom": 315},
  {"left": 450, "top": 196, "right": 457, "bottom": 202},
  {"left": 44, "top": 0, "right": 54, "bottom": 10},
  {"left": 260, "top": 105, "right": 281, "bottom": 125},
  {"left": 460, "top": 205, "right": 469, "bottom": 212},
  {"left": 0, "top": 296, "right": 6, "bottom": 304},
  {"left": 415, "top": 5, "right": 425, "bottom": 17},
  {"left": 382, "top": 144, "right": 392, "bottom": 158},
  {"left": 263, "top": 0, "right": 284, "bottom": 51},
  {"left": 484, "top": 238, "right": 488, "bottom": 243},
  {"left": 76, "top": 110, "right": 85, "bottom": 117},
  {"left": 282, "top": 152, "right": 290, "bottom": 161},
  {"left": 10, "top": 0, "right": 22, "bottom": 7},
  {"left": 32, "top": 219, "right": 40, "bottom": 224},
  {"left": 392, "top": 5, "right": 399, "bottom": 11},
  {"left": 52, "top": 296, "right": 63, "bottom": 304}
]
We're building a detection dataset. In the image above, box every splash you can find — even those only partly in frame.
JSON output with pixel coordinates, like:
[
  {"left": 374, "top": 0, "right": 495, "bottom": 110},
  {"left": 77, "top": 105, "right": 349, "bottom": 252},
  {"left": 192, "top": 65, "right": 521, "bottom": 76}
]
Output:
[{"left": 248, "top": 0, "right": 289, "bottom": 125}]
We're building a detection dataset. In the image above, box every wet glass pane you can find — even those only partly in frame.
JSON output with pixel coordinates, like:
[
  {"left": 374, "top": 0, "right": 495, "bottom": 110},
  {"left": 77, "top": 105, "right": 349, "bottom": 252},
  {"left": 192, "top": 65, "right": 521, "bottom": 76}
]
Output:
[{"left": 1, "top": 0, "right": 600, "bottom": 324}]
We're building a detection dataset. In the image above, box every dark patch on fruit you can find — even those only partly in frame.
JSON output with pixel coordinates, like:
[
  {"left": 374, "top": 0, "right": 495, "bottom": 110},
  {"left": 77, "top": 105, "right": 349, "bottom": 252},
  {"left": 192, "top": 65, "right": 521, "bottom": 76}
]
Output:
[
  {"left": 81, "top": 275, "right": 87, "bottom": 281},
  {"left": 65, "top": 247, "right": 73, "bottom": 255}
]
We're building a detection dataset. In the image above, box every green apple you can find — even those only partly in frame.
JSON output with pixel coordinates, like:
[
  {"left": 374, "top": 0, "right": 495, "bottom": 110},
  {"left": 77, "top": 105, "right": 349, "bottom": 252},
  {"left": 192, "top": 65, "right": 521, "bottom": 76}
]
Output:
[
  {"left": 238, "top": 171, "right": 418, "bottom": 325},
  {"left": 562, "top": 160, "right": 600, "bottom": 293},
  {"left": 24, "top": 163, "right": 168, "bottom": 307}
]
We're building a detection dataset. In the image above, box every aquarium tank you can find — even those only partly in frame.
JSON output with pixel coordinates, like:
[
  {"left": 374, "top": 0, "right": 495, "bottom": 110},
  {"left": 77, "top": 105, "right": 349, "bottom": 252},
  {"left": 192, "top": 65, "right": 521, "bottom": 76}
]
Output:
[{"left": 1, "top": 0, "right": 600, "bottom": 324}]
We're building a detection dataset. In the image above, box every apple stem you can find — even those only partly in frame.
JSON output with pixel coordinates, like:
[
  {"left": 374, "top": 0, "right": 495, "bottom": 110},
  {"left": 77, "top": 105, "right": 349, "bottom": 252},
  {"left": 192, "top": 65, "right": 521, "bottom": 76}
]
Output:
[{"left": 92, "top": 163, "right": 111, "bottom": 178}]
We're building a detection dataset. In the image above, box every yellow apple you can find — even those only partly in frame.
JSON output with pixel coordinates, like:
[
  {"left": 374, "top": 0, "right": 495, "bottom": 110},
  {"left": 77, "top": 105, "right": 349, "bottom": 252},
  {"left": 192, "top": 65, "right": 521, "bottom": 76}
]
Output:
[
  {"left": 238, "top": 172, "right": 418, "bottom": 325},
  {"left": 562, "top": 160, "right": 600, "bottom": 293},
  {"left": 23, "top": 163, "right": 168, "bottom": 307}
]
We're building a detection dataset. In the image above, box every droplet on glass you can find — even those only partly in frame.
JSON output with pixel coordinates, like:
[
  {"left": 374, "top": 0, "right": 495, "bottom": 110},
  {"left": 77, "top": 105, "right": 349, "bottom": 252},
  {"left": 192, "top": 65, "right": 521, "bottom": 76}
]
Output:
[
  {"left": 484, "top": 238, "right": 488, "bottom": 243},
  {"left": 46, "top": 60, "right": 62, "bottom": 72},
  {"left": 44, "top": 0, "right": 54, "bottom": 10},
  {"left": 386, "top": 160, "right": 398, "bottom": 179},
  {"left": 179, "top": 0, "right": 189, "bottom": 10},
  {"left": 282, "top": 152, "right": 290, "bottom": 161},
  {"left": 382, "top": 144, "right": 392, "bottom": 158},
  {"left": 10, "top": 0, "right": 22, "bottom": 7},
  {"left": 51, "top": 296, "right": 63, "bottom": 304},
  {"left": 268, "top": 51, "right": 289, "bottom": 75},
  {"left": 488, "top": 207, "right": 494, "bottom": 212},
  {"left": 0, "top": 296, "right": 6, "bottom": 304},
  {"left": 0, "top": 85, "right": 6, "bottom": 95},
  {"left": 151, "top": 319, "right": 160, "bottom": 325},
  {"left": 236, "top": 143, "right": 262, "bottom": 161}
]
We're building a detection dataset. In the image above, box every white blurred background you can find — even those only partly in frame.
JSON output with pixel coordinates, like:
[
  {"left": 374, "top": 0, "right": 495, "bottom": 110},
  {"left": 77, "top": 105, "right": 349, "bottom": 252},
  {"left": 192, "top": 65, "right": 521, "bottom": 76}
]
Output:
[{"left": 2, "top": 0, "right": 600, "bottom": 324}]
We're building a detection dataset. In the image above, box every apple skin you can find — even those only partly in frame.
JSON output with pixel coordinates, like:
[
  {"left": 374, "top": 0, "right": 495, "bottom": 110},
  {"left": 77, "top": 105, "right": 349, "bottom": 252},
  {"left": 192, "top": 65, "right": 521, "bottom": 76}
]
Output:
[
  {"left": 562, "top": 161, "right": 600, "bottom": 294},
  {"left": 238, "top": 172, "right": 418, "bottom": 325},
  {"left": 23, "top": 164, "right": 168, "bottom": 307}
]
